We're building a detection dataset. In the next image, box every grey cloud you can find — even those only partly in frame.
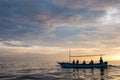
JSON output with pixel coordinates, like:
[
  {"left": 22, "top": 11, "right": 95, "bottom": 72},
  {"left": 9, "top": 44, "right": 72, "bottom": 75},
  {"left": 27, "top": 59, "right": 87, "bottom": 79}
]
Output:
[
  {"left": 0, "top": 0, "right": 104, "bottom": 41},
  {"left": 52, "top": 0, "right": 120, "bottom": 10},
  {"left": 0, "top": 0, "right": 120, "bottom": 48},
  {"left": 0, "top": 0, "right": 53, "bottom": 41},
  {"left": 0, "top": 40, "right": 31, "bottom": 47}
]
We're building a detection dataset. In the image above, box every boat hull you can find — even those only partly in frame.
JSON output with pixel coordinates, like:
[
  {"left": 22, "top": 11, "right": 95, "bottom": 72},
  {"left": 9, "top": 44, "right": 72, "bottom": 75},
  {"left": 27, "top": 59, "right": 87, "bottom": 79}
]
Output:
[{"left": 58, "top": 62, "right": 108, "bottom": 68}]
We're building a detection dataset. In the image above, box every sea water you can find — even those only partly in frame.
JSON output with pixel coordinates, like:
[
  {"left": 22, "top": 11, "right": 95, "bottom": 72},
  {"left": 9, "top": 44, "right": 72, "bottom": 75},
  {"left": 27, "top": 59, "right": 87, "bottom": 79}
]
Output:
[{"left": 0, "top": 55, "right": 120, "bottom": 80}]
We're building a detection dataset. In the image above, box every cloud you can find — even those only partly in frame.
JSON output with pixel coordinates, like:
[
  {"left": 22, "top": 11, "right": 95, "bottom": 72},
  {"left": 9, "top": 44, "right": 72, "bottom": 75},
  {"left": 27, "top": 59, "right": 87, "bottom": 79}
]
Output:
[
  {"left": 0, "top": 0, "right": 120, "bottom": 50},
  {"left": 0, "top": 40, "right": 31, "bottom": 47},
  {"left": 52, "top": 0, "right": 120, "bottom": 10}
]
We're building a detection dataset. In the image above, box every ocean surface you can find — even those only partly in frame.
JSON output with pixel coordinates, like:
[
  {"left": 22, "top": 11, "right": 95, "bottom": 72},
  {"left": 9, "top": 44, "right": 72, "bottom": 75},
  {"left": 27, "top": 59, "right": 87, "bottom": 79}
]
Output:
[{"left": 0, "top": 56, "right": 120, "bottom": 80}]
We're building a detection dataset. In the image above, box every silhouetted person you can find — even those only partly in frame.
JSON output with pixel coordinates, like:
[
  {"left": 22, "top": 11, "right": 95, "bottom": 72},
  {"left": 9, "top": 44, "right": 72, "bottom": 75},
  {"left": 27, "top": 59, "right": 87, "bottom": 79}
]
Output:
[
  {"left": 90, "top": 59, "right": 94, "bottom": 64},
  {"left": 73, "top": 59, "right": 75, "bottom": 64},
  {"left": 99, "top": 57, "right": 103, "bottom": 64},
  {"left": 83, "top": 60, "right": 86, "bottom": 64},
  {"left": 76, "top": 60, "right": 79, "bottom": 64}
]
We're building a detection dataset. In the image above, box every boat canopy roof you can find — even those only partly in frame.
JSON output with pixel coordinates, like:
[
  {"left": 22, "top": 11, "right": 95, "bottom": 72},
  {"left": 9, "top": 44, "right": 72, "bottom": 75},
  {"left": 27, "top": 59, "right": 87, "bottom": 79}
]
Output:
[
  {"left": 68, "top": 49, "right": 105, "bottom": 63},
  {"left": 70, "top": 54, "right": 105, "bottom": 57}
]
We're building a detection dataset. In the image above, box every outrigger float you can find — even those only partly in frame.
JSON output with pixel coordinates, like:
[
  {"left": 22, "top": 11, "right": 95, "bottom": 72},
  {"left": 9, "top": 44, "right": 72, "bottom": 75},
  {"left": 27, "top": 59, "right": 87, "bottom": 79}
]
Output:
[{"left": 58, "top": 50, "right": 108, "bottom": 68}]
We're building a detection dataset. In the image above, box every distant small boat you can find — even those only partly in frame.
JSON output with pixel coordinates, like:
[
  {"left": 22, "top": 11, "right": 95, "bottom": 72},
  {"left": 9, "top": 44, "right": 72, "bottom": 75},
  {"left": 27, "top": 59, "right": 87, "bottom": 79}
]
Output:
[{"left": 58, "top": 50, "right": 108, "bottom": 68}]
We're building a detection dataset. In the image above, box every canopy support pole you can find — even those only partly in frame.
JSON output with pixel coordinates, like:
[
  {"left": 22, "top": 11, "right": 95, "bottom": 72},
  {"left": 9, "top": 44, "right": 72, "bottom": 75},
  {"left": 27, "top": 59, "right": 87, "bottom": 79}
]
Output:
[{"left": 69, "top": 49, "right": 71, "bottom": 63}]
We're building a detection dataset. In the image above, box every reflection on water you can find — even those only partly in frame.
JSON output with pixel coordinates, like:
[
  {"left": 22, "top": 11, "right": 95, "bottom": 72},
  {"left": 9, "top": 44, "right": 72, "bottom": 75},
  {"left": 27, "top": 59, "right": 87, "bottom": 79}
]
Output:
[
  {"left": 0, "top": 57, "right": 119, "bottom": 80},
  {"left": 0, "top": 64, "right": 110, "bottom": 80},
  {"left": 71, "top": 68, "right": 108, "bottom": 80}
]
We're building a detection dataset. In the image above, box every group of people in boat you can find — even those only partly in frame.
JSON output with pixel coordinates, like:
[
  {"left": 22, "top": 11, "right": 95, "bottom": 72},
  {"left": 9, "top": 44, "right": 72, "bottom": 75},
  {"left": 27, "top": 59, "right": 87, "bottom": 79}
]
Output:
[{"left": 72, "top": 57, "right": 104, "bottom": 64}]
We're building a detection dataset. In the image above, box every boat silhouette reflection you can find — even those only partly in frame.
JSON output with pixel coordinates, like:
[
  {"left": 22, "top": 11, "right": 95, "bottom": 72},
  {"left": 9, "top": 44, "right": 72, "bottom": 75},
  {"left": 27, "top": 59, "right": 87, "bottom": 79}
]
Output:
[{"left": 70, "top": 68, "right": 108, "bottom": 80}]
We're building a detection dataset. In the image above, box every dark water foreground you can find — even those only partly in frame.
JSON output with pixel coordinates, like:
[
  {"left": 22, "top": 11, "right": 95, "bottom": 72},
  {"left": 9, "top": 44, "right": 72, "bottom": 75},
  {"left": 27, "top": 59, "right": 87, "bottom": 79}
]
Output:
[{"left": 0, "top": 57, "right": 120, "bottom": 80}]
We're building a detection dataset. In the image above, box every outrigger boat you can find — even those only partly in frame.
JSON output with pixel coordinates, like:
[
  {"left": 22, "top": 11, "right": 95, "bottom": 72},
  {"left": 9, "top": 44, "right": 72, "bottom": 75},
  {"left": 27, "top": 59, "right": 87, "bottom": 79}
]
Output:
[{"left": 58, "top": 50, "right": 108, "bottom": 68}]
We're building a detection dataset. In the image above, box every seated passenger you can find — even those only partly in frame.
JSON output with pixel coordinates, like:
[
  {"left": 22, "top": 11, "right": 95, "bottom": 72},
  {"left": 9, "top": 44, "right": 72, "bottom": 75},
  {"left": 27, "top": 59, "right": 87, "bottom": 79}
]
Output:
[
  {"left": 76, "top": 60, "right": 79, "bottom": 64},
  {"left": 83, "top": 60, "right": 86, "bottom": 64},
  {"left": 72, "top": 60, "right": 75, "bottom": 64},
  {"left": 90, "top": 59, "right": 94, "bottom": 64}
]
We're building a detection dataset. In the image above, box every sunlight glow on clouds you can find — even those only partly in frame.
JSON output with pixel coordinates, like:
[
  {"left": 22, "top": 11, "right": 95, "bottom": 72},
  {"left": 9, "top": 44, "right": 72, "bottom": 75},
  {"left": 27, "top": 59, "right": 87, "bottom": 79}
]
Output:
[{"left": 100, "top": 8, "right": 120, "bottom": 24}]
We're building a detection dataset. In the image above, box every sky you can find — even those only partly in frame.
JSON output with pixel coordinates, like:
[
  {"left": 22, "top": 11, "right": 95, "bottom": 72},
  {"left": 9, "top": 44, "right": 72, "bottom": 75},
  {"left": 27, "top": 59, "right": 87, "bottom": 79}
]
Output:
[{"left": 0, "top": 0, "right": 120, "bottom": 61}]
